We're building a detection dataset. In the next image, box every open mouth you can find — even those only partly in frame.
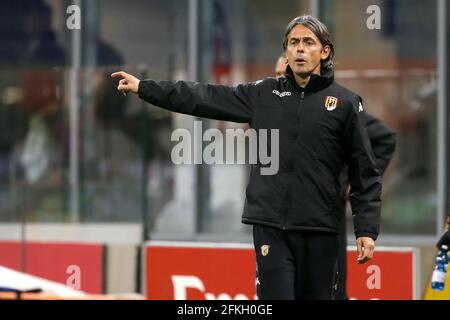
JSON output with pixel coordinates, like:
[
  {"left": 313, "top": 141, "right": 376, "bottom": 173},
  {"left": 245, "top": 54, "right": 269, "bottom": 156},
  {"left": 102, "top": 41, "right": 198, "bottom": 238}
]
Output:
[{"left": 295, "top": 58, "right": 306, "bottom": 64}]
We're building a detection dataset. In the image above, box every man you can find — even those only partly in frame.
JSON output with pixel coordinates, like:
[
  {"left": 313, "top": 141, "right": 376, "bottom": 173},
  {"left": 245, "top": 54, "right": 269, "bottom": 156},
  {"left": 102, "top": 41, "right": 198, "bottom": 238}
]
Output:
[
  {"left": 273, "top": 55, "right": 396, "bottom": 300},
  {"left": 274, "top": 55, "right": 287, "bottom": 78},
  {"left": 112, "top": 15, "right": 381, "bottom": 300}
]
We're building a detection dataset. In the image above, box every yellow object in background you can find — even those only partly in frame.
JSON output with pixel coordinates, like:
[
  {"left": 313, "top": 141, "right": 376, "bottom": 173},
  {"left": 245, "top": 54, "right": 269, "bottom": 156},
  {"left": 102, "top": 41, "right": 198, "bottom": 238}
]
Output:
[{"left": 423, "top": 263, "right": 450, "bottom": 300}]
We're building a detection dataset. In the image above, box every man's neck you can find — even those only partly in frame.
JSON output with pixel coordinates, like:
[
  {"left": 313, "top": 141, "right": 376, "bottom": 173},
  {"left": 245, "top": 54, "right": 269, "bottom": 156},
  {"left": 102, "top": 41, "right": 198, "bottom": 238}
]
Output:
[
  {"left": 294, "top": 73, "right": 311, "bottom": 88},
  {"left": 293, "top": 69, "right": 321, "bottom": 89}
]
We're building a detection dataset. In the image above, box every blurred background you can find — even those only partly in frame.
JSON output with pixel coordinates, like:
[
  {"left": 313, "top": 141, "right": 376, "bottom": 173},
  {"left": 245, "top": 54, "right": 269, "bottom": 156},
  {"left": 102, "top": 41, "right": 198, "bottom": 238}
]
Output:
[{"left": 0, "top": 0, "right": 448, "bottom": 299}]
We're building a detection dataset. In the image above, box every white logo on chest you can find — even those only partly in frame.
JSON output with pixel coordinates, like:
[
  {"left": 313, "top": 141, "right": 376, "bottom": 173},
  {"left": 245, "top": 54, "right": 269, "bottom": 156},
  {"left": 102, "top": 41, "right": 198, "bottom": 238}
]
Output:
[{"left": 272, "top": 90, "right": 291, "bottom": 97}]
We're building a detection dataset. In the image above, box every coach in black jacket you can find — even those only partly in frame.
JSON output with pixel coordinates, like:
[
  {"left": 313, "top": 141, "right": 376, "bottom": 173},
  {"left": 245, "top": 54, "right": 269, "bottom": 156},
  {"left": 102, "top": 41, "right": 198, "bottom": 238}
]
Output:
[
  {"left": 276, "top": 54, "right": 396, "bottom": 299},
  {"left": 112, "top": 15, "right": 382, "bottom": 299}
]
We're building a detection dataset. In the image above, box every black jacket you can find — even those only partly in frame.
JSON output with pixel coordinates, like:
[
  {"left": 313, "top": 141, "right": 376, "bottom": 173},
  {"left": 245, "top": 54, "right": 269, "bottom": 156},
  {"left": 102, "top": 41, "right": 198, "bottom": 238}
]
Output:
[
  {"left": 364, "top": 114, "right": 396, "bottom": 175},
  {"left": 340, "top": 114, "right": 396, "bottom": 198},
  {"left": 138, "top": 66, "right": 382, "bottom": 240},
  {"left": 338, "top": 114, "right": 396, "bottom": 236}
]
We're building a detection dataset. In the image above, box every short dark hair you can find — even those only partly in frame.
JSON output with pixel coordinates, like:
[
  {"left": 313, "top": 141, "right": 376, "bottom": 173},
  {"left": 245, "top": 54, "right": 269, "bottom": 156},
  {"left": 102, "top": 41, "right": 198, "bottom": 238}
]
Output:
[{"left": 282, "top": 15, "right": 334, "bottom": 73}]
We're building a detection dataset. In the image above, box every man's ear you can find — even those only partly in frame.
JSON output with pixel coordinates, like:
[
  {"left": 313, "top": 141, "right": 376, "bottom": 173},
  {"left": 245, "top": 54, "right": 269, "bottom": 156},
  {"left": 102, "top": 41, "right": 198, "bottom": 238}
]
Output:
[
  {"left": 321, "top": 45, "right": 331, "bottom": 60},
  {"left": 282, "top": 52, "right": 288, "bottom": 64}
]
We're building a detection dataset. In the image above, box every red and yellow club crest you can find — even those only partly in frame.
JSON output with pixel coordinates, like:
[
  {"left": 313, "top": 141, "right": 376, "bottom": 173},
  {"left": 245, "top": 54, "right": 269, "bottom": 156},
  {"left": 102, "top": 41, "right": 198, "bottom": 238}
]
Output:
[
  {"left": 324, "top": 96, "right": 339, "bottom": 111},
  {"left": 261, "top": 245, "right": 270, "bottom": 257}
]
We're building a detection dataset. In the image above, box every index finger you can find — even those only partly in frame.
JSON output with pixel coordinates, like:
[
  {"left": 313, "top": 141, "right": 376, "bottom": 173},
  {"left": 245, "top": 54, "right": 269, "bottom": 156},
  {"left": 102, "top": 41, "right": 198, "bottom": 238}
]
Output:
[{"left": 111, "top": 71, "right": 127, "bottom": 79}]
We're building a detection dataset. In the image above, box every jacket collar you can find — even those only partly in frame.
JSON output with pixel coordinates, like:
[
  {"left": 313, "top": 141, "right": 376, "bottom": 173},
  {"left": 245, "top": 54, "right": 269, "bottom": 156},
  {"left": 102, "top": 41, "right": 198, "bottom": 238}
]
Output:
[{"left": 285, "top": 65, "right": 334, "bottom": 93}]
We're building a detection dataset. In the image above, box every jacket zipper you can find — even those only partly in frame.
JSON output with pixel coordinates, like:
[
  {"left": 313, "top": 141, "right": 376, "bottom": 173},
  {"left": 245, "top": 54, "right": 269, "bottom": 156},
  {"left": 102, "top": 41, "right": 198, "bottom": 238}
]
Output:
[
  {"left": 282, "top": 91, "right": 305, "bottom": 231},
  {"left": 296, "top": 91, "right": 305, "bottom": 117}
]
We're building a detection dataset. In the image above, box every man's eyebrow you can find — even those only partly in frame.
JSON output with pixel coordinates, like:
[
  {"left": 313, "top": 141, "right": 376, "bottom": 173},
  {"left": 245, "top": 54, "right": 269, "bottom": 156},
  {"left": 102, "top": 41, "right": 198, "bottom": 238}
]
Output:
[{"left": 289, "top": 36, "right": 316, "bottom": 42}]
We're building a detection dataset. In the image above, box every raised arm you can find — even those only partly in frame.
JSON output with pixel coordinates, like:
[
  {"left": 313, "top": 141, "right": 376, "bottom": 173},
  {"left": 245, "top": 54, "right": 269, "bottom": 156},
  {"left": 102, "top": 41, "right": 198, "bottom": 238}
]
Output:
[{"left": 111, "top": 71, "right": 255, "bottom": 123}]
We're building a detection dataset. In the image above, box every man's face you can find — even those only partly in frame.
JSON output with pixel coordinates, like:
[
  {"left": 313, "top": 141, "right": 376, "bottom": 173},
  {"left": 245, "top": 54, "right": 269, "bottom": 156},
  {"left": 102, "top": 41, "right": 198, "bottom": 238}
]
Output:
[
  {"left": 285, "top": 24, "right": 330, "bottom": 78},
  {"left": 275, "top": 56, "right": 287, "bottom": 78}
]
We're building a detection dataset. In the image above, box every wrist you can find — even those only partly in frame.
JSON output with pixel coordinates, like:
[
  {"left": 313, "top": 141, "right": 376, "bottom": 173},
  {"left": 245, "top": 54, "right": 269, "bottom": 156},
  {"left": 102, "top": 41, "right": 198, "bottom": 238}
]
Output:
[
  {"left": 137, "top": 80, "right": 144, "bottom": 97},
  {"left": 135, "top": 80, "right": 140, "bottom": 93}
]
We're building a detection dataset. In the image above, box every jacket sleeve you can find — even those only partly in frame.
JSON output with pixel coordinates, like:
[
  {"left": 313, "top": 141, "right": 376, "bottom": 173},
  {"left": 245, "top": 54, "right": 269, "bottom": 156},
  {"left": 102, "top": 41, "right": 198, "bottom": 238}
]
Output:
[
  {"left": 365, "top": 113, "right": 396, "bottom": 174},
  {"left": 138, "top": 79, "right": 256, "bottom": 123},
  {"left": 343, "top": 97, "right": 382, "bottom": 240}
]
